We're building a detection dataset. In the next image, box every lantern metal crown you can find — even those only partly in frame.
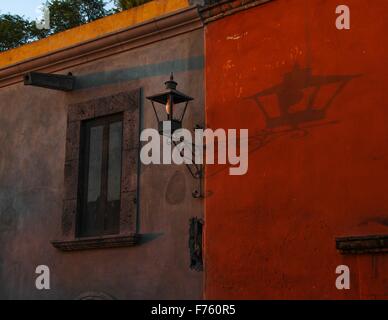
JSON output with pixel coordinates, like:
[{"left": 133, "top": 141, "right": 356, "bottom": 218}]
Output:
[{"left": 146, "top": 72, "right": 194, "bottom": 136}]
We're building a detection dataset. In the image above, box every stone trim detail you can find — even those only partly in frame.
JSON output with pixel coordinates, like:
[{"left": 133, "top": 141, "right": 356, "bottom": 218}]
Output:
[
  {"left": 76, "top": 292, "right": 116, "bottom": 300},
  {"left": 58, "top": 89, "right": 140, "bottom": 247},
  {"left": 336, "top": 235, "right": 388, "bottom": 255},
  {"left": 200, "top": 0, "right": 272, "bottom": 24},
  {"left": 52, "top": 234, "right": 141, "bottom": 252}
]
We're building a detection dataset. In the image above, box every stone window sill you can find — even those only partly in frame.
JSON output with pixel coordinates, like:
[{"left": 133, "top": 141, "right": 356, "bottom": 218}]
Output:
[
  {"left": 336, "top": 234, "right": 388, "bottom": 255},
  {"left": 52, "top": 234, "right": 141, "bottom": 252}
]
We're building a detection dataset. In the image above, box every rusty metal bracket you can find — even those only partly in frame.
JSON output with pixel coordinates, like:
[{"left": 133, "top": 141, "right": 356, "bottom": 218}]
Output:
[
  {"left": 336, "top": 234, "right": 388, "bottom": 255},
  {"left": 189, "top": 217, "right": 204, "bottom": 271}
]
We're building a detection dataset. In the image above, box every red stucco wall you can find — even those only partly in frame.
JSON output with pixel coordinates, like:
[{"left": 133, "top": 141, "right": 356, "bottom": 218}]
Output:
[{"left": 204, "top": 0, "right": 388, "bottom": 299}]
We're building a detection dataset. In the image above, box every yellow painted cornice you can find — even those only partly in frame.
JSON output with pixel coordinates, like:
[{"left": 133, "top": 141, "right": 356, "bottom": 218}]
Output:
[{"left": 0, "top": 0, "right": 189, "bottom": 70}]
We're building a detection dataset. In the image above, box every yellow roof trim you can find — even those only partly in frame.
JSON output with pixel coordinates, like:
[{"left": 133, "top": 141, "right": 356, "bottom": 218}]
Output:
[{"left": 0, "top": 0, "right": 189, "bottom": 70}]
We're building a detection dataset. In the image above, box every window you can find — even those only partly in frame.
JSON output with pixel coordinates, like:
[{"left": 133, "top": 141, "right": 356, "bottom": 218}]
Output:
[
  {"left": 53, "top": 90, "right": 140, "bottom": 251},
  {"left": 78, "top": 114, "right": 123, "bottom": 237}
]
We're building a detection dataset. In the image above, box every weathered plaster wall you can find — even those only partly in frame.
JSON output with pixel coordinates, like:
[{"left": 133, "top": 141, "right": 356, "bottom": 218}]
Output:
[
  {"left": 205, "top": 0, "right": 388, "bottom": 299},
  {"left": 0, "top": 27, "right": 204, "bottom": 299}
]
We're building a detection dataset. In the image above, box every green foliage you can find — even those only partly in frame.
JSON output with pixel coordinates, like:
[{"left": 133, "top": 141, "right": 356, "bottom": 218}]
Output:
[
  {"left": 114, "top": 0, "right": 151, "bottom": 11},
  {"left": 48, "top": 0, "right": 107, "bottom": 33},
  {"left": 0, "top": 14, "right": 32, "bottom": 51},
  {"left": 0, "top": 0, "right": 148, "bottom": 52},
  {"left": 80, "top": 0, "right": 109, "bottom": 21}
]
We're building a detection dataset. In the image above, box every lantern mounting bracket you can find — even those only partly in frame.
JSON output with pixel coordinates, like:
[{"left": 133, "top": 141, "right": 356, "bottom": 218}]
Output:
[{"left": 171, "top": 130, "right": 204, "bottom": 199}]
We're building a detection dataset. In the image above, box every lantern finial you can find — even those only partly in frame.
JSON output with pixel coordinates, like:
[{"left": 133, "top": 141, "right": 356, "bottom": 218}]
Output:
[{"left": 165, "top": 72, "right": 177, "bottom": 90}]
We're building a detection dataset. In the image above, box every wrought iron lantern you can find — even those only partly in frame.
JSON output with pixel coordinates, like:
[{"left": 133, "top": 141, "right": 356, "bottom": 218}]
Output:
[
  {"left": 146, "top": 73, "right": 194, "bottom": 136},
  {"left": 147, "top": 73, "right": 203, "bottom": 199}
]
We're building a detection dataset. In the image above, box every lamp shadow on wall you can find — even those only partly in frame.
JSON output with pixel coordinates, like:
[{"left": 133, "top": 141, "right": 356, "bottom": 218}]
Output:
[
  {"left": 137, "top": 233, "right": 164, "bottom": 245},
  {"left": 205, "top": 64, "right": 360, "bottom": 181}
]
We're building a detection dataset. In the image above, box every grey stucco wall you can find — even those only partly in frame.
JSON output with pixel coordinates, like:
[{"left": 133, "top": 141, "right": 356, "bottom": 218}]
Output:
[{"left": 0, "top": 29, "right": 204, "bottom": 300}]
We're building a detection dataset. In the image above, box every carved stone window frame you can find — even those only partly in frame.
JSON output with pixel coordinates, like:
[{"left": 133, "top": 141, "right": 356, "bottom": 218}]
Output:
[{"left": 52, "top": 90, "right": 141, "bottom": 251}]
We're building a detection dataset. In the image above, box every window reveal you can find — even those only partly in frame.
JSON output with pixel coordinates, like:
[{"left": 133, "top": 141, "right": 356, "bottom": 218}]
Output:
[{"left": 78, "top": 114, "right": 123, "bottom": 237}]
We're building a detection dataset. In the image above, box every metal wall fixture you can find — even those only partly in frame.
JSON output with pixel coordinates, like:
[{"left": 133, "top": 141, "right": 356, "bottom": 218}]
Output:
[
  {"left": 147, "top": 73, "right": 204, "bottom": 198},
  {"left": 146, "top": 72, "right": 193, "bottom": 135},
  {"left": 24, "top": 72, "right": 75, "bottom": 91},
  {"left": 189, "top": 217, "right": 204, "bottom": 271}
]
